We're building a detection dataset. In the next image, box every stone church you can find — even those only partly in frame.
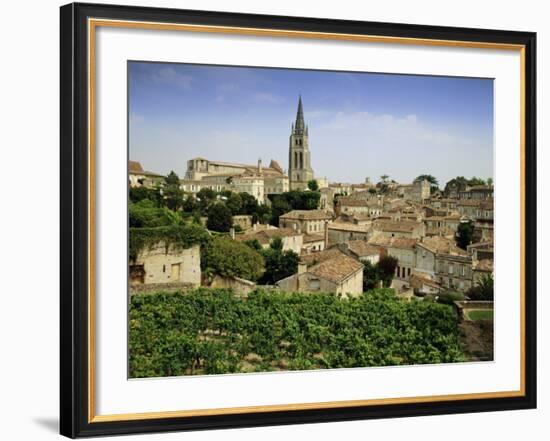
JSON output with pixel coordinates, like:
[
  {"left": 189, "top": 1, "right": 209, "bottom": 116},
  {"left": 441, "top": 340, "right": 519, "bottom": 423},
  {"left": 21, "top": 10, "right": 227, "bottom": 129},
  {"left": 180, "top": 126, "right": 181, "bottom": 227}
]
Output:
[
  {"left": 288, "top": 96, "right": 315, "bottom": 190},
  {"left": 179, "top": 96, "right": 316, "bottom": 201}
]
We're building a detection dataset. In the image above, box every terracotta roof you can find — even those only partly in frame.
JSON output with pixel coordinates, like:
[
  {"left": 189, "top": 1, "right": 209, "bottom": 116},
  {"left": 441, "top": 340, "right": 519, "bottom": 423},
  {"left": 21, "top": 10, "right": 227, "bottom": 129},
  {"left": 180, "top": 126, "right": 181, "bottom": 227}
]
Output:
[
  {"left": 303, "top": 233, "right": 325, "bottom": 243},
  {"left": 417, "top": 236, "right": 468, "bottom": 256},
  {"left": 280, "top": 210, "right": 332, "bottom": 220},
  {"left": 308, "top": 254, "right": 364, "bottom": 284},
  {"left": 301, "top": 248, "right": 345, "bottom": 266},
  {"left": 328, "top": 222, "right": 370, "bottom": 233},
  {"left": 345, "top": 240, "right": 381, "bottom": 257},
  {"left": 269, "top": 159, "right": 284, "bottom": 174},
  {"left": 129, "top": 161, "right": 163, "bottom": 177},
  {"left": 236, "top": 227, "right": 301, "bottom": 245},
  {"left": 474, "top": 259, "right": 494, "bottom": 272},
  {"left": 373, "top": 220, "right": 419, "bottom": 233},
  {"left": 129, "top": 161, "right": 144, "bottom": 173},
  {"left": 389, "top": 237, "right": 418, "bottom": 249}
]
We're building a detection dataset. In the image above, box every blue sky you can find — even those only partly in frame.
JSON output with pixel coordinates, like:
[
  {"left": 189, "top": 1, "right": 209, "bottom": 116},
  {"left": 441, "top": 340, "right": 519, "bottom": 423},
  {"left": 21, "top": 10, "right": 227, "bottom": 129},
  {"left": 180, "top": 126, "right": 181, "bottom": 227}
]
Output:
[{"left": 129, "top": 61, "right": 493, "bottom": 186}]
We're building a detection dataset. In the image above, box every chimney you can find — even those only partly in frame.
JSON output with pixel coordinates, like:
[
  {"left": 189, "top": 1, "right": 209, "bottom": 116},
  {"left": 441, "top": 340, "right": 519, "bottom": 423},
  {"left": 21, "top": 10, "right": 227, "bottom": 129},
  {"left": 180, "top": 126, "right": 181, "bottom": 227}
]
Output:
[
  {"left": 258, "top": 158, "right": 262, "bottom": 174},
  {"left": 230, "top": 228, "right": 235, "bottom": 239},
  {"left": 324, "top": 220, "right": 329, "bottom": 247},
  {"left": 298, "top": 262, "right": 307, "bottom": 274}
]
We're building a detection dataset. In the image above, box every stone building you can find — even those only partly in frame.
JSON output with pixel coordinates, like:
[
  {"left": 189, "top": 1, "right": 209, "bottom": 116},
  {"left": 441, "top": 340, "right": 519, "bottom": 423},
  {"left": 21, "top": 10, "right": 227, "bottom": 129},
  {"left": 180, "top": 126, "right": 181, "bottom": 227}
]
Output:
[
  {"left": 327, "top": 221, "right": 371, "bottom": 245},
  {"left": 235, "top": 227, "right": 303, "bottom": 254},
  {"left": 279, "top": 210, "right": 332, "bottom": 234},
  {"left": 288, "top": 96, "right": 315, "bottom": 190},
  {"left": 337, "top": 240, "right": 381, "bottom": 264},
  {"left": 129, "top": 161, "right": 163, "bottom": 188},
  {"left": 276, "top": 249, "right": 364, "bottom": 297},
  {"left": 371, "top": 219, "right": 425, "bottom": 239},
  {"left": 181, "top": 158, "right": 289, "bottom": 203},
  {"left": 302, "top": 233, "right": 326, "bottom": 253},
  {"left": 130, "top": 242, "right": 201, "bottom": 290}
]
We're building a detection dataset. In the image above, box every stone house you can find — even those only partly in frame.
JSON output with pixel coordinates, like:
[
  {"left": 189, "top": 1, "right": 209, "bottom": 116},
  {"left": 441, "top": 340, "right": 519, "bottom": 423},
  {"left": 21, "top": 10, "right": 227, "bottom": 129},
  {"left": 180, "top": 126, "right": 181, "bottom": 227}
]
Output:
[
  {"left": 129, "top": 160, "right": 163, "bottom": 188},
  {"left": 276, "top": 250, "right": 364, "bottom": 297},
  {"left": 327, "top": 221, "right": 371, "bottom": 245},
  {"left": 371, "top": 219, "right": 425, "bottom": 239},
  {"left": 235, "top": 227, "right": 303, "bottom": 254},
  {"left": 409, "top": 271, "right": 442, "bottom": 295},
  {"left": 279, "top": 210, "right": 332, "bottom": 235},
  {"left": 130, "top": 242, "right": 201, "bottom": 289},
  {"left": 302, "top": 233, "right": 326, "bottom": 253},
  {"left": 337, "top": 240, "right": 381, "bottom": 264},
  {"left": 436, "top": 253, "right": 473, "bottom": 292},
  {"left": 467, "top": 240, "right": 494, "bottom": 261},
  {"left": 458, "top": 185, "right": 494, "bottom": 200}
]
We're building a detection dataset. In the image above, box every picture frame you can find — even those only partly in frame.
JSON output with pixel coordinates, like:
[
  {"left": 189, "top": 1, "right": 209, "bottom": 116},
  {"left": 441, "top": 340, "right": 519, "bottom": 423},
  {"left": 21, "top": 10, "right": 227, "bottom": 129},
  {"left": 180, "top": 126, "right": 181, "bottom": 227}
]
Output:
[{"left": 60, "top": 2, "right": 537, "bottom": 438}]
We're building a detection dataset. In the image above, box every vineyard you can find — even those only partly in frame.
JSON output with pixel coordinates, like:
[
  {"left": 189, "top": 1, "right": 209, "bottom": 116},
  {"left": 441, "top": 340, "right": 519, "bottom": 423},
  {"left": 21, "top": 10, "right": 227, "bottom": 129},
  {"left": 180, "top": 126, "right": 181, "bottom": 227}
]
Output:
[{"left": 129, "top": 288, "right": 465, "bottom": 378}]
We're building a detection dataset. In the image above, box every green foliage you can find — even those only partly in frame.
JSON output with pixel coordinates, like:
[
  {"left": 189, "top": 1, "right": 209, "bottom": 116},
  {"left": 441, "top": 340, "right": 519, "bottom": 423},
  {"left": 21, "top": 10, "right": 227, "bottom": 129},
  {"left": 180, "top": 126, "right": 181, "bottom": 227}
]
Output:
[
  {"left": 307, "top": 179, "right": 319, "bottom": 191},
  {"left": 436, "top": 291, "right": 465, "bottom": 305},
  {"left": 182, "top": 195, "right": 198, "bottom": 212},
  {"left": 196, "top": 188, "right": 217, "bottom": 214},
  {"left": 129, "top": 288, "right": 465, "bottom": 378},
  {"left": 377, "top": 255, "right": 398, "bottom": 287},
  {"left": 468, "top": 176, "right": 486, "bottom": 186},
  {"left": 362, "top": 260, "right": 381, "bottom": 291},
  {"left": 129, "top": 199, "right": 180, "bottom": 228},
  {"left": 206, "top": 202, "right": 233, "bottom": 232},
  {"left": 368, "top": 188, "right": 377, "bottom": 195},
  {"left": 244, "top": 239, "right": 263, "bottom": 252},
  {"left": 269, "top": 190, "right": 321, "bottom": 225},
  {"left": 201, "top": 236, "right": 265, "bottom": 282},
  {"left": 467, "top": 273, "right": 494, "bottom": 301},
  {"left": 164, "top": 171, "right": 184, "bottom": 211},
  {"left": 225, "top": 192, "right": 243, "bottom": 215},
  {"left": 129, "top": 186, "right": 162, "bottom": 206},
  {"left": 456, "top": 221, "right": 475, "bottom": 249},
  {"left": 129, "top": 223, "right": 209, "bottom": 262},
  {"left": 414, "top": 174, "right": 439, "bottom": 193},
  {"left": 259, "top": 238, "right": 300, "bottom": 284},
  {"left": 467, "top": 309, "right": 493, "bottom": 321}
]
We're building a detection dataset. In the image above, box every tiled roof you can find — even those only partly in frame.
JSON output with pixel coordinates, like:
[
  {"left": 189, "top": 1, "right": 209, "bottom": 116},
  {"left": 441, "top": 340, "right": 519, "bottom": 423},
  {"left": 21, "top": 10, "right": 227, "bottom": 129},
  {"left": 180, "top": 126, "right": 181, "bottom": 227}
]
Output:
[
  {"left": 474, "top": 259, "right": 494, "bottom": 272},
  {"left": 417, "top": 236, "right": 468, "bottom": 256},
  {"left": 308, "top": 254, "right": 364, "bottom": 284},
  {"left": 129, "top": 161, "right": 144, "bottom": 173},
  {"left": 328, "top": 222, "right": 370, "bottom": 233},
  {"left": 345, "top": 240, "right": 381, "bottom": 257},
  {"left": 303, "top": 233, "right": 325, "bottom": 243},
  {"left": 236, "top": 227, "right": 301, "bottom": 245},
  {"left": 301, "top": 248, "right": 345, "bottom": 266},
  {"left": 280, "top": 210, "right": 332, "bottom": 220},
  {"left": 373, "top": 220, "right": 419, "bottom": 233}
]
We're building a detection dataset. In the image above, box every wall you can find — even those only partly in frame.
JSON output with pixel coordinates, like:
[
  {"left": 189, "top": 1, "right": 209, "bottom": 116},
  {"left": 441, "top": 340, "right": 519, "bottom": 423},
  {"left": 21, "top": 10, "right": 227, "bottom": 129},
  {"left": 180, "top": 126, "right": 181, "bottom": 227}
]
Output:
[{"left": 1, "top": 1, "right": 547, "bottom": 441}]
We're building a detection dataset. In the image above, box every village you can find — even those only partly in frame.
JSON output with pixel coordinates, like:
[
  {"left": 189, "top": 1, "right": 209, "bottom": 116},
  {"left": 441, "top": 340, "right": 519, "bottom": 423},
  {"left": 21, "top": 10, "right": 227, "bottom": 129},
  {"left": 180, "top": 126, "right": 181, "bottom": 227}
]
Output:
[{"left": 129, "top": 98, "right": 494, "bottom": 310}]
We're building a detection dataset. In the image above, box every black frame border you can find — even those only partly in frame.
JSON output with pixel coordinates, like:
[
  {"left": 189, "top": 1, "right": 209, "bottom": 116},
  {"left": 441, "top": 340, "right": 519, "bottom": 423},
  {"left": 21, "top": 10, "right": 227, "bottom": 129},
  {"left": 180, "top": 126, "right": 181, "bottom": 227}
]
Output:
[{"left": 60, "top": 2, "right": 537, "bottom": 438}]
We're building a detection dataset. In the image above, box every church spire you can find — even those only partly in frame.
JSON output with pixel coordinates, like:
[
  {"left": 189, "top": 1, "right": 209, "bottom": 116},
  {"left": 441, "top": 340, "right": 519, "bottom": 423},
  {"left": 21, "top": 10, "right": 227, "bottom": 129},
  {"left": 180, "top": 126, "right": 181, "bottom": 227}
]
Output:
[{"left": 294, "top": 95, "right": 305, "bottom": 132}]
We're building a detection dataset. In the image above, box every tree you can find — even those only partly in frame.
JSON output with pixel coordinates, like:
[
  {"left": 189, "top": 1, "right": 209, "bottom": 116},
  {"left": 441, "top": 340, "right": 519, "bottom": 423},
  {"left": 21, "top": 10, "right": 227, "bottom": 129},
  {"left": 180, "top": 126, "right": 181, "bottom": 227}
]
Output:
[
  {"left": 467, "top": 273, "right": 494, "bottom": 300},
  {"left": 456, "top": 221, "right": 475, "bottom": 249},
  {"left": 380, "top": 174, "right": 389, "bottom": 183},
  {"left": 163, "top": 171, "right": 184, "bottom": 211},
  {"left": 129, "top": 199, "right": 180, "bottom": 228},
  {"left": 377, "top": 255, "right": 398, "bottom": 287},
  {"left": 415, "top": 174, "right": 439, "bottom": 194},
  {"left": 259, "top": 237, "right": 300, "bottom": 284},
  {"left": 307, "top": 179, "right": 319, "bottom": 191},
  {"left": 362, "top": 260, "right": 381, "bottom": 291},
  {"left": 270, "top": 195, "right": 293, "bottom": 225},
  {"left": 196, "top": 188, "right": 217, "bottom": 214},
  {"left": 206, "top": 202, "right": 233, "bottom": 232},
  {"left": 201, "top": 236, "right": 265, "bottom": 281},
  {"left": 225, "top": 193, "right": 243, "bottom": 215},
  {"left": 487, "top": 177, "right": 494, "bottom": 187},
  {"left": 129, "top": 186, "right": 162, "bottom": 206},
  {"left": 468, "top": 177, "right": 486, "bottom": 186},
  {"left": 368, "top": 188, "right": 377, "bottom": 195},
  {"left": 182, "top": 194, "right": 198, "bottom": 212}
]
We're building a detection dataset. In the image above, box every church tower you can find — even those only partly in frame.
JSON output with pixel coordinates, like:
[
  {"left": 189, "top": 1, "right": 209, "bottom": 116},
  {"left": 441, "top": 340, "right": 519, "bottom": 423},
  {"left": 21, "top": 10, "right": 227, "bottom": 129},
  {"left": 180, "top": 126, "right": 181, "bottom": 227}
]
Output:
[{"left": 288, "top": 96, "right": 314, "bottom": 190}]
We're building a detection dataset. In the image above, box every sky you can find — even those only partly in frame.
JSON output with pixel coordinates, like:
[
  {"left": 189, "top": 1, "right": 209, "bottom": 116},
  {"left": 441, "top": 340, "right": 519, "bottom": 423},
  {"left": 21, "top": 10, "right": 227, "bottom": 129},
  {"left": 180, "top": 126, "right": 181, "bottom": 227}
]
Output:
[{"left": 129, "top": 61, "right": 494, "bottom": 186}]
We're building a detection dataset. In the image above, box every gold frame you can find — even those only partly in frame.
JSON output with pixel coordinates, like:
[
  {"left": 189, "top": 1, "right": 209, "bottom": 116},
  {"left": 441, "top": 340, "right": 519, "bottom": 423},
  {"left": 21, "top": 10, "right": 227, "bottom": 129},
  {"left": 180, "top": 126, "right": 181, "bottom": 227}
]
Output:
[{"left": 87, "top": 18, "right": 527, "bottom": 423}]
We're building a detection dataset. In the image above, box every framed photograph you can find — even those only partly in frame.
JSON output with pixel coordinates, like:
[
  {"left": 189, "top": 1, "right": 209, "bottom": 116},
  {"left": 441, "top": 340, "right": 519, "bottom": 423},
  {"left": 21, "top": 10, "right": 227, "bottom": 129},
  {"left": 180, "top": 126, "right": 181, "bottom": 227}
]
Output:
[{"left": 60, "top": 2, "right": 537, "bottom": 438}]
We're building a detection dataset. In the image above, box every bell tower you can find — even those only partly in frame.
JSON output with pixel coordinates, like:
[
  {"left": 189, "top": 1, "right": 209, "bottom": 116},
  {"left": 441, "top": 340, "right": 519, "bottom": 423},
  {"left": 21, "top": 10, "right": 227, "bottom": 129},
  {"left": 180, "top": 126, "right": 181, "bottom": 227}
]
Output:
[{"left": 288, "top": 96, "right": 314, "bottom": 190}]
